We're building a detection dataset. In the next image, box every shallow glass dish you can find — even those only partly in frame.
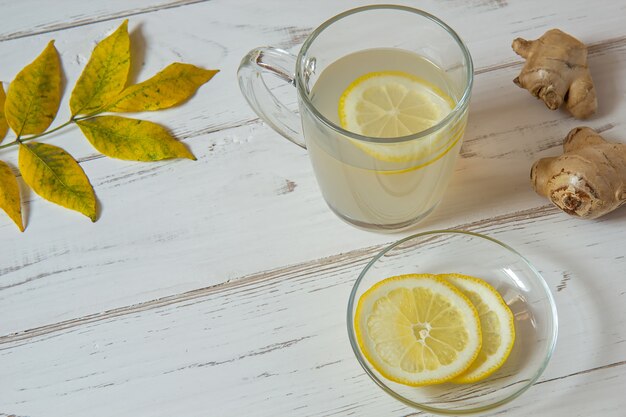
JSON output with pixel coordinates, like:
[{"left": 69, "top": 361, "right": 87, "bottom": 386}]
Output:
[{"left": 347, "top": 230, "right": 558, "bottom": 414}]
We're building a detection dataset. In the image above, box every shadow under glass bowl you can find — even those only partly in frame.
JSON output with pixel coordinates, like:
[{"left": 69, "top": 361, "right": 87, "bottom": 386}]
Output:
[{"left": 347, "top": 230, "right": 558, "bottom": 415}]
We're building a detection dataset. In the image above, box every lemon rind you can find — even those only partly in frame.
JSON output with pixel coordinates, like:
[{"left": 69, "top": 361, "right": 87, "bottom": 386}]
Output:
[
  {"left": 354, "top": 273, "right": 483, "bottom": 387},
  {"left": 338, "top": 71, "right": 455, "bottom": 129},
  {"left": 441, "top": 273, "right": 516, "bottom": 384},
  {"left": 337, "top": 70, "right": 464, "bottom": 172}
]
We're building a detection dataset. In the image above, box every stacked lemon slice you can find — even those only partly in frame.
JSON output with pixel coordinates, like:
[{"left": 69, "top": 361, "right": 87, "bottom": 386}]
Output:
[{"left": 354, "top": 273, "right": 515, "bottom": 386}]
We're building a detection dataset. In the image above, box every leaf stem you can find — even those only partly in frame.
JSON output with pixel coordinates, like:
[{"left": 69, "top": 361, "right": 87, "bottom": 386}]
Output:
[
  {"left": 74, "top": 114, "right": 99, "bottom": 121},
  {"left": 31, "top": 119, "right": 75, "bottom": 139},
  {"left": 0, "top": 118, "right": 76, "bottom": 149},
  {"left": 0, "top": 140, "right": 19, "bottom": 150}
]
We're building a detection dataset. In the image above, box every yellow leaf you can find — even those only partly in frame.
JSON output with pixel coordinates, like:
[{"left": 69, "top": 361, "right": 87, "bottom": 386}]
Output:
[
  {"left": 77, "top": 116, "right": 195, "bottom": 161},
  {"left": 105, "top": 63, "right": 218, "bottom": 112},
  {"left": 19, "top": 142, "right": 96, "bottom": 221},
  {"left": 0, "top": 84, "right": 8, "bottom": 143},
  {"left": 5, "top": 41, "right": 62, "bottom": 136},
  {"left": 70, "top": 20, "right": 130, "bottom": 116},
  {"left": 0, "top": 160, "right": 24, "bottom": 231}
]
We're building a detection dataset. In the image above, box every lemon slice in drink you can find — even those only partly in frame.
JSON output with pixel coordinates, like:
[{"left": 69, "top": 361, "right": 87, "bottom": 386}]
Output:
[
  {"left": 354, "top": 274, "right": 482, "bottom": 386},
  {"left": 338, "top": 71, "right": 454, "bottom": 162},
  {"left": 441, "top": 274, "right": 516, "bottom": 383}
]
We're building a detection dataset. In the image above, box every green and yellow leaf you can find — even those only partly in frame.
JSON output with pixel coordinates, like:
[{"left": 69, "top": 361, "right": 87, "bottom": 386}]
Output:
[
  {"left": 77, "top": 115, "right": 195, "bottom": 161},
  {"left": 105, "top": 63, "right": 218, "bottom": 112},
  {"left": 0, "top": 160, "right": 24, "bottom": 231},
  {"left": 18, "top": 142, "right": 96, "bottom": 221},
  {"left": 0, "top": 84, "right": 9, "bottom": 142},
  {"left": 5, "top": 41, "right": 61, "bottom": 136},
  {"left": 70, "top": 20, "right": 130, "bottom": 116}
]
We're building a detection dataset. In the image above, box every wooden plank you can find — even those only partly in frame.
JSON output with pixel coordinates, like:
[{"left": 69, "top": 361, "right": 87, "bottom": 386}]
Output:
[
  {"left": 0, "top": 0, "right": 208, "bottom": 42},
  {"left": 1, "top": 10, "right": 625, "bottom": 334},
  {"left": 1, "top": 212, "right": 625, "bottom": 415},
  {"left": 1, "top": 0, "right": 625, "bottom": 415},
  {"left": 3, "top": 0, "right": 625, "bottom": 56},
  {"left": 0, "top": 48, "right": 622, "bottom": 334},
  {"left": 0, "top": 204, "right": 560, "bottom": 345},
  {"left": 0, "top": 0, "right": 622, "bottom": 171}
]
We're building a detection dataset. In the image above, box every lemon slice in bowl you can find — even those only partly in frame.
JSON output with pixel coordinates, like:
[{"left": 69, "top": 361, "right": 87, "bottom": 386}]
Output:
[
  {"left": 354, "top": 274, "right": 482, "bottom": 386},
  {"left": 338, "top": 71, "right": 454, "bottom": 162},
  {"left": 441, "top": 273, "right": 516, "bottom": 383}
]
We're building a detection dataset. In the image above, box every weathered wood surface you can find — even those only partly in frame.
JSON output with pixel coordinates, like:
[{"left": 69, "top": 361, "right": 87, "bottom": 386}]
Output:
[{"left": 1, "top": 0, "right": 625, "bottom": 416}]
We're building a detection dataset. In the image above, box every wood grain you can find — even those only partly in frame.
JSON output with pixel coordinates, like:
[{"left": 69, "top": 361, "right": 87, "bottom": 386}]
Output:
[
  {"left": 1, "top": 13, "right": 625, "bottom": 335},
  {"left": 0, "top": 203, "right": 558, "bottom": 345},
  {"left": 1, "top": 211, "right": 625, "bottom": 416},
  {"left": 1, "top": 0, "right": 625, "bottom": 415},
  {"left": 0, "top": 0, "right": 210, "bottom": 42}
]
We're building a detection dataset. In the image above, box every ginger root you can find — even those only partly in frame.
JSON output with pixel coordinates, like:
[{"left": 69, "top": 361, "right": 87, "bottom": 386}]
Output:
[
  {"left": 512, "top": 29, "right": 597, "bottom": 119},
  {"left": 531, "top": 127, "right": 626, "bottom": 219}
]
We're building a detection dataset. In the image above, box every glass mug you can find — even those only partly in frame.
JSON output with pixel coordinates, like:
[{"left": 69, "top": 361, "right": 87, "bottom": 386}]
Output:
[{"left": 238, "top": 5, "right": 473, "bottom": 231}]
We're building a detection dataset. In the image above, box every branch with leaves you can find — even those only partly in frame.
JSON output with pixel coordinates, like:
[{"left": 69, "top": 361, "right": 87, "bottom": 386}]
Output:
[{"left": 0, "top": 20, "right": 218, "bottom": 231}]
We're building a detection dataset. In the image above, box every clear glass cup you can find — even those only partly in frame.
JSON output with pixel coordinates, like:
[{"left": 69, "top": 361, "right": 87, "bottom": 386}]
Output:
[
  {"left": 347, "top": 230, "right": 558, "bottom": 414},
  {"left": 238, "top": 5, "right": 473, "bottom": 231}
]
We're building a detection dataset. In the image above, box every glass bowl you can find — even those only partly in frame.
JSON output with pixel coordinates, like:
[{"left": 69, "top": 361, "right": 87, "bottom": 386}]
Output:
[{"left": 347, "top": 230, "right": 558, "bottom": 414}]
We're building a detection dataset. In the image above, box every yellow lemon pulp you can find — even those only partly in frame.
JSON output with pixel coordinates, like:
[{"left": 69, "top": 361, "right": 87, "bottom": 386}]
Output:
[
  {"left": 355, "top": 274, "right": 482, "bottom": 386},
  {"left": 441, "top": 274, "right": 516, "bottom": 383},
  {"left": 338, "top": 71, "right": 455, "bottom": 163}
]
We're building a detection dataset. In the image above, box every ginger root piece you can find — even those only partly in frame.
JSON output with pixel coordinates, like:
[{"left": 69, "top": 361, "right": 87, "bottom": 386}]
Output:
[
  {"left": 512, "top": 29, "right": 597, "bottom": 119},
  {"left": 531, "top": 127, "right": 626, "bottom": 219}
]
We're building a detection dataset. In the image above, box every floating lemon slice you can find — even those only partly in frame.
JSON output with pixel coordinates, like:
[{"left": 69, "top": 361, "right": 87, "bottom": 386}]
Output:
[
  {"left": 338, "top": 71, "right": 454, "bottom": 163},
  {"left": 354, "top": 274, "right": 482, "bottom": 386},
  {"left": 441, "top": 273, "right": 516, "bottom": 383}
]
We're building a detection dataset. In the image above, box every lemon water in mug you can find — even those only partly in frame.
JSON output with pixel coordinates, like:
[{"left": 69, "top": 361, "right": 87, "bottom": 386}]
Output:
[
  {"left": 302, "top": 48, "right": 468, "bottom": 229},
  {"left": 238, "top": 6, "right": 473, "bottom": 231}
]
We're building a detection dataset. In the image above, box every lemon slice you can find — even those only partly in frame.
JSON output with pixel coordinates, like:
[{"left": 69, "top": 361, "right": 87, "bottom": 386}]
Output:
[
  {"left": 338, "top": 71, "right": 454, "bottom": 163},
  {"left": 355, "top": 274, "right": 482, "bottom": 386},
  {"left": 441, "top": 274, "right": 516, "bottom": 383}
]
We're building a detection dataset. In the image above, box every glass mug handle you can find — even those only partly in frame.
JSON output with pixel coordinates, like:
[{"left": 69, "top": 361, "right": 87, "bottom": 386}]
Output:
[{"left": 237, "top": 47, "right": 306, "bottom": 149}]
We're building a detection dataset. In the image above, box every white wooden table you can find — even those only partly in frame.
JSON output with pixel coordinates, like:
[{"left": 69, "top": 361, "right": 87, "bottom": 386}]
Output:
[{"left": 1, "top": 1, "right": 625, "bottom": 416}]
